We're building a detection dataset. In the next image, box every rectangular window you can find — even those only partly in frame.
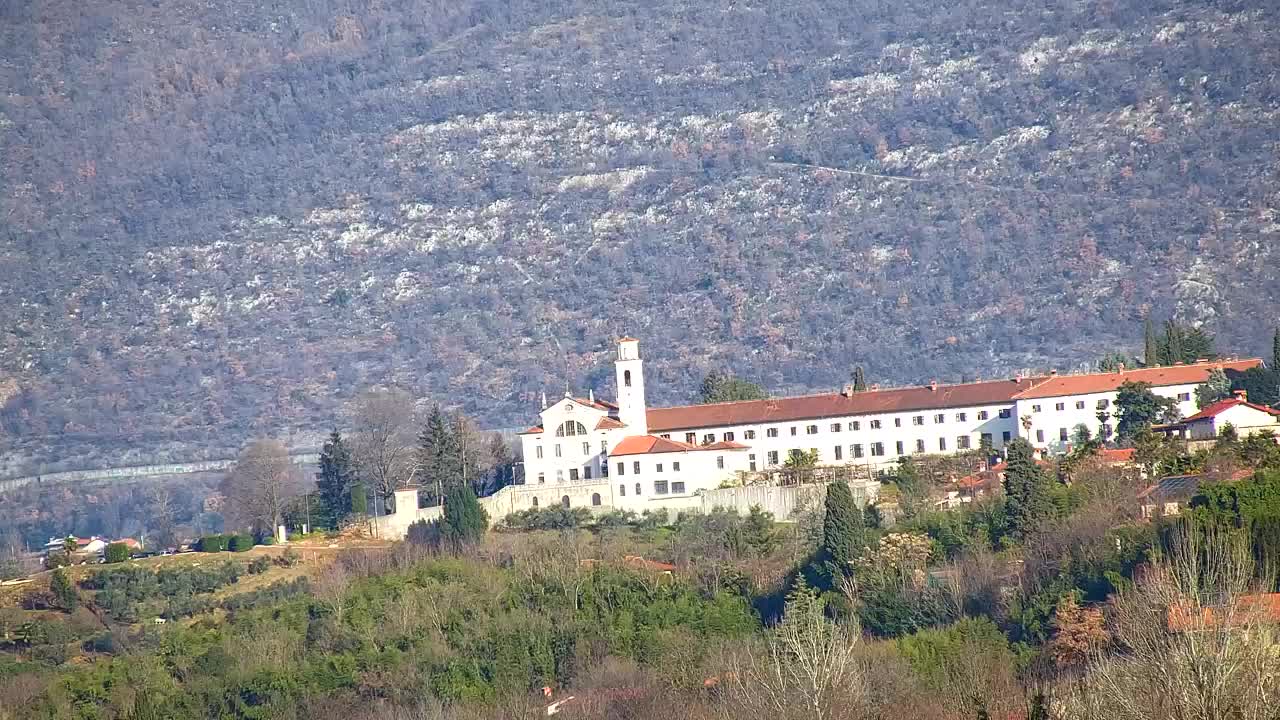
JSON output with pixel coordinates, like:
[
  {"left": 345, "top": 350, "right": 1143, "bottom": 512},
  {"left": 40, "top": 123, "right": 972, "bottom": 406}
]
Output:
[
  {"left": 957, "top": 435, "right": 971, "bottom": 450},
  {"left": 806, "top": 425, "right": 818, "bottom": 435},
  {"left": 981, "top": 432, "right": 993, "bottom": 447},
  {"left": 1055, "top": 402, "right": 1065, "bottom": 411},
  {"left": 767, "top": 428, "right": 779, "bottom": 438},
  {"left": 1036, "top": 429, "right": 1045, "bottom": 443},
  {"left": 830, "top": 423, "right": 842, "bottom": 432},
  {"left": 956, "top": 412, "right": 967, "bottom": 422},
  {"left": 749, "top": 454, "right": 757, "bottom": 472},
  {"left": 834, "top": 445, "right": 843, "bottom": 461},
  {"left": 619, "top": 484, "right": 626, "bottom": 496},
  {"left": 790, "top": 426, "right": 798, "bottom": 436},
  {"left": 871, "top": 442, "right": 885, "bottom": 457},
  {"left": 632, "top": 461, "right": 641, "bottom": 475},
  {"left": 635, "top": 483, "right": 642, "bottom": 496},
  {"left": 767, "top": 451, "right": 779, "bottom": 465},
  {"left": 1032, "top": 404, "right": 1042, "bottom": 413},
  {"left": 1097, "top": 399, "right": 1110, "bottom": 409},
  {"left": 896, "top": 441, "right": 905, "bottom": 456},
  {"left": 659, "top": 433, "right": 671, "bottom": 440},
  {"left": 703, "top": 433, "right": 715, "bottom": 445},
  {"left": 939, "top": 437, "right": 947, "bottom": 451},
  {"left": 555, "top": 444, "right": 562, "bottom": 458},
  {"left": 1002, "top": 431, "right": 1011, "bottom": 443},
  {"left": 601, "top": 440, "right": 607, "bottom": 454},
  {"left": 654, "top": 480, "right": 669, "bottom": 495},
  {"left": 584, "top": 466, "right": 593, "bottom": 479},
  {"left": 672, "top": 481, "right": 686, "bottom": 494},
  {"left": 569, "top": 468, "right": 579, "bottom": 481},
  {"left": 852, "top": 444, "right": 864, "bottom": 458},
  {"left": 1177, "top": 392, "right": 1191, "bottom": 402},
  {"left": 685, "top": 432, "right": 697, "bottom": 444},
  {"left": 556, "top": 469, "right": 564, "bottom": 482},
  {"left": 744, "top": 430, "right": 757, "bottom": 440},
  {"left": 895, "top": 418, "right": 903, "bottom": 428},
  {"left": 673, "top": 461, "right": 681, "bottom": 472},
  {"left": 870, "top": 420, "right": 882, "bottom": 430},
  {"left": 1076, "top": 401, "right": 1086, "bottom": 409},
  {"left": 582, "top": 441, "right": 590, "bottom": 455},
  {"left": 934, "top": 414, "right": 945, "bottom": 424},
  {"left": 601, "top": 463, "right": 609, "bottom": 477},
  {"left": 913, "top": 415, "right": 924, "bottom": 426},
  {"left": 915, "top": 439, "right": 925, "bottom": 453},
  {"left": 617, "top": 462, "right": 625, "bottom": 476},
  {"left": 655, "top": 463, "right": 663, "bottom": 473},
  {"left": 1059, "top": 427, "right": 1069, "bottom": 442},
  {"left": 1102, "top": 423, "right": 1113, "bottom": 438},
  {"left": 536, "top": 446, "right": 543, "bottom": 459},
  {"left": 978, "top": 411, "right": 989, "bottom": 420},
  {"left": 537, "top": 473, "right": 545, "bottom": 484},
  {"left": 999, "top": 409, "right": 1012, "bottom": 419},
  {"left": 716, "top": 456, "right": 725, "bottom": 470},
  {"left": 851, "top": 421, "right": 861, "bottom": 431},
  {"left": 723, "top": 431, "right": 735, "bottom": 442}
]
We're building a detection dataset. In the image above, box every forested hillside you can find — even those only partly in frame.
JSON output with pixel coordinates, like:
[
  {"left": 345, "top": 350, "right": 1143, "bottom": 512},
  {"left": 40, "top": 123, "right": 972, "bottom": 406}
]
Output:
[{"left": 2, "top": 0, "right": 1278, "bottom": 472}]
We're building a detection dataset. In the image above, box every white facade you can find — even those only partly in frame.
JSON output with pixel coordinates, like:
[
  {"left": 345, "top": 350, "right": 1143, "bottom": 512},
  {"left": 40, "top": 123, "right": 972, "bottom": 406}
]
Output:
[{"left": 512, "top": 340, "right": 1262, "bottom": 516}]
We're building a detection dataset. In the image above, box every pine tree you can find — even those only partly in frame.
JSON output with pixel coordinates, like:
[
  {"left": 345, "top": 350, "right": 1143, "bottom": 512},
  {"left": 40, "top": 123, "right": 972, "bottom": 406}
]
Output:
[
  {"left": 1182, "top": 326, "right": 1215, "bottom": 362},
  {"left": 852, "top": 366, "right": 867, "bottom": 392},
  {"left": 1001, "top": 439, "right": 1053, "bottom": 541},
  {"left": 1143, "top": 315, "right": 1160, "bottom": 367},
  {"left": 440, "top": 484, "right": 488, "bottom": 550},
  {"left": 418, "top": 406, "right": 460, "bottom": 505},
  {"left": 821, "top": 481, "right": 865, "bottom": 583},
  {"left": 315, "top": 431, "right": 357, "bottom": 528}
]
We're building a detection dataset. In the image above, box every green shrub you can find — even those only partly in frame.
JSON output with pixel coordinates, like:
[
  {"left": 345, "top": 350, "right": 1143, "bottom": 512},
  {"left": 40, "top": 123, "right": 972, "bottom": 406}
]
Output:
[
  {"left": 104, "top": 542, "right": 130, "bottom": 564},
  {"left": 45, "top": 552, "right": 71, "bottom": 569},
  {"left": 228, "top": 534, "right": 255, "bottom": 552},
  {"left": 196, "top": 535, "right": 228, "bottom": 553},
  {"left": 247, "top": 556, "right": 271, "bottom": 574}
]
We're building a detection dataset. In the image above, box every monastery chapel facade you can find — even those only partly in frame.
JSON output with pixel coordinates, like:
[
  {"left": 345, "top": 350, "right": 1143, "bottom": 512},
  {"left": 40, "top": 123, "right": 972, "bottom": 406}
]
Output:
[{"left": 514, "top": 338, "right": 1261, "bottom": 514}]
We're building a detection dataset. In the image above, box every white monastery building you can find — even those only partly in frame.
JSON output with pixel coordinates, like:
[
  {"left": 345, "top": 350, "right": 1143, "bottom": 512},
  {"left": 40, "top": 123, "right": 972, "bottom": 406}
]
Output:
[{"left": 512, "top": 338, "right": 1261, "bottom": 514}]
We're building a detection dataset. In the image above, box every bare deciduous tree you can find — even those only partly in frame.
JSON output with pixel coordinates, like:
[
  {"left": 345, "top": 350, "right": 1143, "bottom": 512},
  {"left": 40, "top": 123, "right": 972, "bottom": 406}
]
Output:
[
  {"left": 349, "top": 389, "right": 417, "bottom": 511},
  {"left": 221, "top": 439, "right": 300, "bottom": 535},
  {"left": 1070, "top": 527, "right": 1280, "bottom": 720}
]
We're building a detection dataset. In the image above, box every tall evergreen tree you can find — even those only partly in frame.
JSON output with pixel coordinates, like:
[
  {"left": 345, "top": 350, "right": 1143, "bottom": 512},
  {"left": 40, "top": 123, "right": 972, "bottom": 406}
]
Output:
[
  {"left": 821, "top": 480, "right": 865, "bottom": 582},
  {"left": 852, "top": 366, "right": 868, "bottom": 392},
  {"left": 1001, "top": 439, "right": 1053, "bottom": 541},
  {"left": 1182, "top": 326, "right": 1215, "bottom": 362},
  {"left": 418, "top": 406, "right": 460, "bottom": 505},
  {"left": 1162, "top": 319, "right": 1185, "bottom": 366},
  {"left": 440, "top": 484, "right": 488, "bottom": 550},
  {"left": 315, "top": 431, "right": 357, "bottom": 528},
  {"left": 1143, "top": 315, "right": 1160, "bottom": 367},
  {"left": 1273, "top": 327, "right": 1280, "bottom": 371}
]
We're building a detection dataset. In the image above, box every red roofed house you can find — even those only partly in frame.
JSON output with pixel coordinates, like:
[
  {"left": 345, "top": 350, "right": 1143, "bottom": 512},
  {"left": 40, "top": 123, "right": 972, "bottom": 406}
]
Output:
[{"left": 1154, "top": 390, "right": 1280, "bottom": 442}]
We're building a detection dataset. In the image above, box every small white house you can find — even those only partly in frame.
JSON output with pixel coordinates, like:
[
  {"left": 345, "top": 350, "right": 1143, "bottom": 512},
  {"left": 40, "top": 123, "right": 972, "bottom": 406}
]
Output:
[{"left": 1155, "top": 391, "right": 1280, "bottom": 441}]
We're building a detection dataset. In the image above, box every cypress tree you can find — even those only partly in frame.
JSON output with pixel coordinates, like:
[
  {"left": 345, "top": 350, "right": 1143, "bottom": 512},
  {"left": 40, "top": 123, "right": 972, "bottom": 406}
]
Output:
[
  {"left": 441, "top": 484, "right": 488, "bottom": 551},
  {"left": 821, "top": 480, "right": 865, "bottom": 582},
  {"left": 50, "top": 568, "right": 78, "bottom": 611},
  {"left": 1273, "top": 327, "right": 1280, "bottom": 370},
  {"left": 1002, "top": 439, "right": 1053, "bottom": 541},
  {"left": 315, "top": 431, "right": 357, "bottom": 528},
  {"left": 852, "top": 366, "right": 867, "bottom": 392},
  {"left": 1143, "top": 315, "right": 1160, "bottom": 366},
  {"left": 1163, "top": 319, "right": 1185, "bottom": 366}
]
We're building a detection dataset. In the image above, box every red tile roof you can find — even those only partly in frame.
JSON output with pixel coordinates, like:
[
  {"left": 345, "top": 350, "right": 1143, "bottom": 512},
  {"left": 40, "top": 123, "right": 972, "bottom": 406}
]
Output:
[
  {"left": 1011, "top": 360, "right": 1261, "bottom": 400},
  {"left": 647, "top": 378, "right": 1042, "bottom": 432},
  {"left": 1180, "top": 397, "right": 1280, "bottom": 423},
  {"left": 610, "top": 435, "right": 702, "bottom": 455},
  {"left": 518, "top": 425, "right": 544, "bottom": 435},
  {"left": 703, "top": 440, "right": 750, "bottom": 451},
  {"left": 594, "top": 417, "right": 626, "bottom": 430},
  {"left": 1099, "top": 448, "right": 1136, "bottom": 463}
]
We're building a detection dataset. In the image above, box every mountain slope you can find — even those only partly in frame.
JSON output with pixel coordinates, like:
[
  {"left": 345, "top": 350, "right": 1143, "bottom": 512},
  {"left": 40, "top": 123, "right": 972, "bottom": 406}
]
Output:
[{"left": 2, "top": 0, "right": 1278, "bottom": 473}]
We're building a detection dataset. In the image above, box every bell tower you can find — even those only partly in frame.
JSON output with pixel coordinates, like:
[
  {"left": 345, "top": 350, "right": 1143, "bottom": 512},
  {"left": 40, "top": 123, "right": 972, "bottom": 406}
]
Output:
[{"left": 615, "top": 337, "right": 648, "bottom": 435}]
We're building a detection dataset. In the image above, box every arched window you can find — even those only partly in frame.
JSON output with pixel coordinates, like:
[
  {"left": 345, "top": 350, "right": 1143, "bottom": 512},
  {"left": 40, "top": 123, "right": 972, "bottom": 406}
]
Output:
[
  {"left": 624, "top": 370, "right": 632, "bottom": 387},
  {"left": 591, "top": 493, "right": 602, "bottom": 506},
  {"left": 556, "top": 421, "right": 588, "bottom": 437},
  {"left": 561, "top": 495, "right": 571, "bottom": 509},
  {"left": 531, "top": 497, "right": 539, "bottom": 508}
]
